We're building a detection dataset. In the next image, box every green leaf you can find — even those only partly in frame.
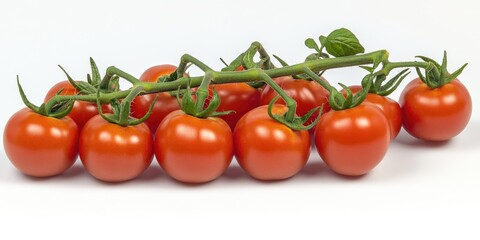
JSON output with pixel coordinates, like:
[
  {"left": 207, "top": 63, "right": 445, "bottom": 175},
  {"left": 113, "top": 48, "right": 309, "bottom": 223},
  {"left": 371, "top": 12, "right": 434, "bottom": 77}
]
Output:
[
  {"left": 322, "top": 28, "right": 365, "bottom": 57},
  {"left": 319, "top": 36, "right": 327, "bottom": 46},
  {"left": 305, "top": 38, "right": 320, "bottom": 52}
]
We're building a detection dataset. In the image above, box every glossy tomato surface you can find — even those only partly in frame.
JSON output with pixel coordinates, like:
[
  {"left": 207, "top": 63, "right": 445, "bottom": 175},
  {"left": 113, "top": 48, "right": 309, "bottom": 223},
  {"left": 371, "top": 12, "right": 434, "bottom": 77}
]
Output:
[
  {"left": 155, "top": 110, "right": 233, "bottom": 183},
  {"left": 79, "top": 115, "right": 153, "bottom": 182},
  {"left": 208, "top": 83, "right": 260, "bottom": 130},
  {"left": 260, "top": 77, "right": 330, "bottom": 124},
  {"left": 341, "top": 85, "right": 402, "bottom": 140},
  {"left": 234, "top": 105, "right": 310, "bottom": 180},
  {"left": 44, "top": 81, "right": 111, "bottom": 129},
  {"left": 314, "top": 104, "right": 390, "bottom": 176},
  {"left": 131, "top": 64, "right": 180, "bottom": 133},
  {"left": 399, "top": 78, "right": 472, "bottom": 141},
  {"left": 4, "top": 108, "right": 78, "bottom": 177}
]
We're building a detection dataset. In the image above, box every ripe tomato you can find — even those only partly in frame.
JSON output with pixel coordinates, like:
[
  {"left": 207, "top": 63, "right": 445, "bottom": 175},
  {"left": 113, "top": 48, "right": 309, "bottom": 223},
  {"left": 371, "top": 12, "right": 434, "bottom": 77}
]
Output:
[
  {"left": 155, "top": 110, "right": 233, "bottom": 183},
  {"left": 314, "top": 104, "right": 390, "bottom": 176},
  {"left": 3, "top": 108, "right": 78, "bottom": 177},
  {"left": 341, "top": 85, "right": 402, "bottom": 140},
  {"left": 399, "top": 78, "right": 472, "bottom": 141},
  {"left": 206, "top": 83, "right": 260, "bottom": 130},
  {"left": 233, "top": 105, "right": 310, "bottom": 180},
  {"left": 131, "top": 64, "right": 180, "bottom": 133},
  {"left": 79, "top": 115, "right": 153, "bottom": 182},
  {"left": 260, "top": 77, "right": 330, "bottom": 125},
  {"left": 44, "top": 81, "right": 111, "bottom": 129}
]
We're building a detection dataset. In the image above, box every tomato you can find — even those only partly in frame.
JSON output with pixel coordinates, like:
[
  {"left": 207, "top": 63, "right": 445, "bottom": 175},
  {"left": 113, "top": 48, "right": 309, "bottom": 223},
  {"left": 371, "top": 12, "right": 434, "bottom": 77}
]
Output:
[
  {"left": 155, "top": 110, "right": 233, "bottom": 183},
  {"left": 3, "top": 108, "right": 78, "bottom": 177},
  {"left": 341, "top": 85, "right": 402, "bottom": 140},
  {"left": 260, "top": 77, "right": 330, "bottom": 125},
  {"left": 399, "top": 78, "right": 472, "bottom": 141},
  {"left": 206, "top": 83, "right": 260, "bottom": 130},
  {"left": 233, "top": 105, "right": 310, "bottom": 180},
  {"left": 131, "top": 64, "right": 180, "bottom": 133},
  {"left": 79, "top": 115, "right": 153, "bottom": 182},
  {"left": 44, "top": 81, "right": 111, "bottom": 129},
  {"left": 314, "top": 104, "right": 390, "bottom": 176}
]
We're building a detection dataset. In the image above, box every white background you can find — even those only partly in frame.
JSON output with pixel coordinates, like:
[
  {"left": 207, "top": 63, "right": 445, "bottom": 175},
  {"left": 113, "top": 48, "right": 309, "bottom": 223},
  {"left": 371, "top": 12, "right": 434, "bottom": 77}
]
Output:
[{"left": 1, "top": 0, "right": 479, "bottom": 239}]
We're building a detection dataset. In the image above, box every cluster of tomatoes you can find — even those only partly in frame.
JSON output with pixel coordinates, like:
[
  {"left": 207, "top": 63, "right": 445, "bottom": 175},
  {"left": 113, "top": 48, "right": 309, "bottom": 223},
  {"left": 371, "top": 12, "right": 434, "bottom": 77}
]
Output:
[{"left": 3, "top": 64, "right": 472, "bottom": 183}]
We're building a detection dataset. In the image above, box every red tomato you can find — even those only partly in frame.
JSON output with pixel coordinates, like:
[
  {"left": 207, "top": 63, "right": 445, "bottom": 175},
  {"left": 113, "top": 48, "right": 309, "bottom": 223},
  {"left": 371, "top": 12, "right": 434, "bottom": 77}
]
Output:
[
  {"left": 314, "top": 104, "right": 390, "bottom": 176},
  {"left": 234, "top": 105, "right": 310, "bottom": 180},
  {"left": 207, "top": 83, "right": 260, "bottom": 130},
  {"left": 341, "top": 85, "right": 402, "bottom": 140},
  {"left": 155, "top": 110, "right": 233, "bottom": 183},
  {"left": 3, "top": 108, "right": 78, "bottom": 177},
  {"left": 399, "top": 78, "right": 472, "bottom": 141},
  {"left": 79, "top": 115, "right": 153, "bottom": 182},
  {"left": 131, "top": 64, "right": 180, "bottom": 133},
  {"left": 260, "top": 77, "right": 330, "bottom": 125},
  {"left": 44, "top": 81, "right": 111, "bottom": 129}
]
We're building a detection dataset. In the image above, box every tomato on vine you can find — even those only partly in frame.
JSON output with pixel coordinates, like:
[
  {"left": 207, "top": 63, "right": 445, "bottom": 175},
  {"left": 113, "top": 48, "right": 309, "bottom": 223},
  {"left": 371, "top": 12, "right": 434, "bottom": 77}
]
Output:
[
  {"left": 399, "top": 53, "right": 471, "bottom": 141},
  {"left": 315, "top": 103, "right": 390, "bottom": 176},
  {"left": 79, "top": 114, "right": 153, "bottom": 182},
  {"left": 155, "top": 110, "right": 233, "bottom": 183},
  {"left": 131, "top": 64, "right": 180, "bottom": 133},
  {"left": 4, "top": 108, "right": 79, "bottom": 177},
  {"left": 234, "top": 105, "right": 311, "bottom": 180},
  {"left": 400, "top": 78, "right": 471, "bottom": 141}
]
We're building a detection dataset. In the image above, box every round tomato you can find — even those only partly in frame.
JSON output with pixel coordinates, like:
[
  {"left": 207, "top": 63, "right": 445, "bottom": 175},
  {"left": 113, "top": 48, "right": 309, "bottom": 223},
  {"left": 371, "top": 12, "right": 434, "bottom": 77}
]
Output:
[
  {"left": 79, "top": 115, "right": 153, "bottom": 182},
  {"left": 234, "top": 105, "right": 310, "bottom": 180},
  {"left": 155, "top": 110, "right": 233, "bottom": 183},
  {"left": 131, "top": 64, "right": 180, "bottom": 133},
  {"left": 314, "top": 104, "right": 390, "bottom": 176},
  {"left": 44, "top": 81, "right": 111, "bottom": 129},
  {"left": 206, "top": 83, "right": 260, "bottom": 130},
  {"left": 399, "top": 78, "right": 472, "bottom": 141},
  {"left": 260, "top": 77, "right": 330, "bottom": 125},
  {"left": 3, "top": 108, "right": 78, "bottom": 177},
  {"left": 341, "top": 85, "right": 402, "bottom": 140}
]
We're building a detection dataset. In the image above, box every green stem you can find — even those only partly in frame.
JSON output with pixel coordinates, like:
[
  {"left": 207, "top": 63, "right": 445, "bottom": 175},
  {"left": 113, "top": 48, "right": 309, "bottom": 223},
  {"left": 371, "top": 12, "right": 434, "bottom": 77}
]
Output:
[
  {"left": 105, "top": 66, "right": 140, "bottom": 85},
  {"left": 255, "top": 70, "right": 296, "bottom": 122},
  {"left": 194, "top": 71, "right": 215, "bottom": 111},
  {"left": 177, "top": 54, "right": 213, "bottom": 76},
  {"left": 44, "top": 50, "right": 431, "bottom": 111},
  {"left": 301, "top": 67, "right": 334, "bottom": 92},
  {"left": 376, "top": 61, "right": 430, "bottom": 76}
]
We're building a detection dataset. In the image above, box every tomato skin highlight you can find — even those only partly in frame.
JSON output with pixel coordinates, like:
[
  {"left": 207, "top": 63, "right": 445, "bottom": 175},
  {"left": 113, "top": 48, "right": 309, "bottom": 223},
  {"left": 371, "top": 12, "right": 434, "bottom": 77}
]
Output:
[
  {"left": 155, "top": 110, "right": 233, "bottom": 183},
  {"left": 3, "top": 108, "right": 78, "bottom": 177},
  {"left": 79, "top": 115, "right": 153, "bottom": 182},
  {"left": 399, "top": 79, "right": 472, "bottom": 141},
  {"left": 44, "top": 81, "right": 111, "bottom": 129},
  {"left": 314, "top": 104, "right": 390, "bottom": 176},
  {"left": 260, "top": 77, "right": 330, "bottom": 125},
  {"left": 341, "top": 86, "right": 402, "bottom": 140},
  {"left": 131, "top": 64, "right": 180, "bottom": 133},
  {"left": 233, "top": 105, "right": 310, "bottom": 181}
]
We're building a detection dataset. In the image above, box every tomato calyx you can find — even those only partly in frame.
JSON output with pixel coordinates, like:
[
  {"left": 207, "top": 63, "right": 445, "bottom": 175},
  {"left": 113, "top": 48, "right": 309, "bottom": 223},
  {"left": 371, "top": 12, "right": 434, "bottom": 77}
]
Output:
[
  {"left": 59, "top": 58, "right": 120, "bottom": 95},
  {"left": 267, "top": 95, "right": 322, "bottom": 131},
  {"left": 364, "top": 69, "right": 411, "bottom": 96},
  {"left": 178, "top": 78, "right": 234, "bottom": 118},
  {"left": 328, "top": 75, "right": 374, "bottom": 111},
  {"left": 415, "top": 51, "right": 468, "bottom": 88},
  {"left": 17, "top": 76, "right": 74, "bottom": 118},
  {"left": 97, "top": 85, "right": 157, "bottom": 127}
]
